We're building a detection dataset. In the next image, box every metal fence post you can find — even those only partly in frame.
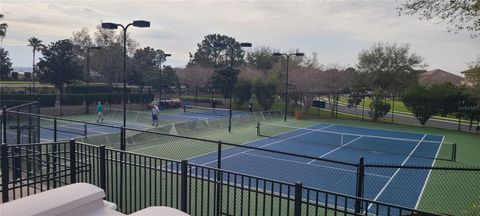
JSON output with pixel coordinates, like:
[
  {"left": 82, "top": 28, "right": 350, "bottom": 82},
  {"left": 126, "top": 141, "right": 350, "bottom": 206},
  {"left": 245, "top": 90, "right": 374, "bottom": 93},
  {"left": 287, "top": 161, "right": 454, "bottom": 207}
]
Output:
[
  {"left": 16, "top": 113, "right": 20, "bottom": 144},
  {"left": 2, "top": 107, "right": 7, "bottom": 144},
  {"left": 391, "top": 96, "right": 395, "bottom": 124},
  {"left": 99, "top": 145, "right": 106, "bottom": 192},
  {"left": 335, "top": 93, "right": 339, "bottom": 119},
  {"left": 294, "top": 182, "right": 303, "bottom": 216},
  {"left": 355, "top": 157, "right": 365, "bottom": 213},
  {"left": 453, "top": 143, "right": 457, "bottom": 162},
  {"left": 14, "top": 113, "right": 21, "bottom": 180},
  {"left": 361, "top": 98, "right": 365, "bottom": 121},
  {"left": 217, "top": 141, "right": 222, "bottom": 170},
  {"left": 28, "top": 106, "right": 32, "bottom": 143},
  {"left": 180, "top": 160, "right": 188, "bottom": 213},
  {"left": 216, "top": 141, "right": 222, "bottom": 216},
  {"left": 54, "top": 118, "right": 57, "bottom": 142},
  {"left": 120, "top": 127, "right": 126, "bottom": 151},
  {"left": 52, "top": 142, "right": 58, "bottom": 188},
  {"left": 70, "top": 139, "right": 77, "bottom": 184},
  {"left": 1, "top": 144, "right": 9, "bottom": 202}
]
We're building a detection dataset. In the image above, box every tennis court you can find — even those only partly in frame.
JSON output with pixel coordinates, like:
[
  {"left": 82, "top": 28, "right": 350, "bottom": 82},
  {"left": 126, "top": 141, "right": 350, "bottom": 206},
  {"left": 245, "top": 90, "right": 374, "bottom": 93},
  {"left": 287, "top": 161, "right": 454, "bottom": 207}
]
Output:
[
  {"left": 103, "top": 106, "right": 249, "bottom": 124},
  {"left": 37, "top": 119, "right": 150, "bottom": 142},
  {"left": 188, "top": 122, "right": 445, "bottom": 211},
  {"left": 34, "top": 104, "right": 250, "bottom": 142}
]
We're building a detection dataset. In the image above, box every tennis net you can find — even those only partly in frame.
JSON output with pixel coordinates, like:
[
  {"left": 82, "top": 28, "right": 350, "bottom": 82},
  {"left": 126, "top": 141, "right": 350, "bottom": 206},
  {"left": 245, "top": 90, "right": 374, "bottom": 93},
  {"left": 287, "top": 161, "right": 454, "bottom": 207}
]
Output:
[
  {"left": 183, "top": 105, "right": 233, "bottom": 116},
  {"left": 40, "top": 118, "right": 87, "bottom": 136},
  {"left": 104, "top": 108, "right": 202, "bottom": 124},
  {"left": 257, "top": 122, "right": 455, "bottom": 161}
]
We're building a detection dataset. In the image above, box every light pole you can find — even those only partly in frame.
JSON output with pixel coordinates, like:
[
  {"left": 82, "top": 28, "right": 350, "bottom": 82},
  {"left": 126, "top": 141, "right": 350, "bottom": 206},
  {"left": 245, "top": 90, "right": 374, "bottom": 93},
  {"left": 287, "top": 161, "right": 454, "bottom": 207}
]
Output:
[
  {"left": 214, "top": 41, "right": 252, "bottom": 132},
  {"left": 86, "top": 46, "right": 101, "bottom": 114},
  {"left": 272, "top": 52, "right": 304, "bottom": 122},
  {"left": 153, "top": 52, "right": 171, "bottom": 100},
  {"left": 101, "top": 20, "right": 150, "bottom": 127}
]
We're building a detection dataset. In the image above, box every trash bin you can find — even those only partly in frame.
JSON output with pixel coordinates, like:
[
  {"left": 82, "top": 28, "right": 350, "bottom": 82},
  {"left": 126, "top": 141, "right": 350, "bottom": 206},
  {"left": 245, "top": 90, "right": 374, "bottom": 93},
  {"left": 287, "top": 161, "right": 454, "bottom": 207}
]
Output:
[{"left": 295, "top": 111, "right": 304, "bottom": 120}]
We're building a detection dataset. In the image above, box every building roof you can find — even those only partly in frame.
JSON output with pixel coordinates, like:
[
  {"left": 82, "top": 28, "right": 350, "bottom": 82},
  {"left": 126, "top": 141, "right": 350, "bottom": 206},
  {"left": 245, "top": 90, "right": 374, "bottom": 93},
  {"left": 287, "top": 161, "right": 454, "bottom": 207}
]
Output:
[{"left": 418, "top": 69, "right": 464, "bottom": 86}]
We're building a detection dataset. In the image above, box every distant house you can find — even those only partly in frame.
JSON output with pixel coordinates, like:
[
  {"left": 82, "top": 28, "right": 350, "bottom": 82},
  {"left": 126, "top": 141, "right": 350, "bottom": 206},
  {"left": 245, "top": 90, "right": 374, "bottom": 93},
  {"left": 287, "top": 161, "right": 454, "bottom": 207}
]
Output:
[
  {"left": 12, "top": 67, "right": 33, "bottom": 81},
  {"left": 418, "top": 69, "right": 465, "bottom": 86},
  {"left": 461, "top": 68, "right": 480, "bottom": 86}
]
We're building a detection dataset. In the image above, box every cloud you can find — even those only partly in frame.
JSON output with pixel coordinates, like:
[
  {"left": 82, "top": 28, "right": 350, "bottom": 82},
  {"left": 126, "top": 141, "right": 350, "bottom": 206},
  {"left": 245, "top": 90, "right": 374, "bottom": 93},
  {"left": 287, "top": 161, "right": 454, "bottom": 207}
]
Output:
[{"left": 1, "top": 0, "right": 479, "bottom": 75}]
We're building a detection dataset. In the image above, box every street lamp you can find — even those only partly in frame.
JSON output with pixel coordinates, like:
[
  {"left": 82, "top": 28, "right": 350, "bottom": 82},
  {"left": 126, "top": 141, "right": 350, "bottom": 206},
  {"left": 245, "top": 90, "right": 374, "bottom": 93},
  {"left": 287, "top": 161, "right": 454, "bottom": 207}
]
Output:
[
  {"left": 85, "top": 46, "right": 101, "bottom": 114},
  {"left": 153, "top": 53, "right": 171, "bottom": 101},
  {"left": 272, "top": 52, "right": 304, "bottom": 122},
  {"left": 214, "top": 41, "right": 252, "bottom": 132},
  {"left": 101, "top": 20, "right": 150, "bottom": 127}
]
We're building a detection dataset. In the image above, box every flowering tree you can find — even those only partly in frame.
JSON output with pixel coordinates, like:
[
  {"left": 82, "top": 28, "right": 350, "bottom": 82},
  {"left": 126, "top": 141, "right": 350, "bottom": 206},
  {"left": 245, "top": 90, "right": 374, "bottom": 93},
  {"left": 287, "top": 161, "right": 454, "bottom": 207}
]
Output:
[
  {"left": 289, "top": 66, "right": 323, "bottom": 112},
  {"left": 321, "top": 68, "right": 356, "bottom": 117},
  {"left": 176, "top": 65, "right": 214, "bottom": 103}
]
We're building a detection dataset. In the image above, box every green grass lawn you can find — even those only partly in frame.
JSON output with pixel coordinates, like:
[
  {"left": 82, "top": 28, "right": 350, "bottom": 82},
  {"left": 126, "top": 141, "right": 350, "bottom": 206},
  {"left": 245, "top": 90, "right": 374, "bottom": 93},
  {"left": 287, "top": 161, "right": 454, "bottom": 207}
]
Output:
[{"left": 338, "top": 96, "right": 472, "bottom": 123}]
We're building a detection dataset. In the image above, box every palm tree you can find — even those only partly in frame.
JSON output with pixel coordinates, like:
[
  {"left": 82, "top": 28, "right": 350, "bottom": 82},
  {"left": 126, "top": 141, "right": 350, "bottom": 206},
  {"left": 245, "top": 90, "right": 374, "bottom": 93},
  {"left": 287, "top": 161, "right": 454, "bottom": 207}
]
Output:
[
  {"left": 28, "top": 37, "right": 44, "bottom": 94},
  {"left": 0, "top": 14, "right": 7, "bottom": 45}
]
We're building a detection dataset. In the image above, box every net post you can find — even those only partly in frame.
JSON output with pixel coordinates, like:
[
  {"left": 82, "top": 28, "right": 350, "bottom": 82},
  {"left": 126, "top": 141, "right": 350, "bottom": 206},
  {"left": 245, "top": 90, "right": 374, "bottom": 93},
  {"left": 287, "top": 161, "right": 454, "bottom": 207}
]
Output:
[
  {"left": 54, "top": 118, "right": 57, "bottom": 142},
  {"left": 180, "top": 160, "right": 188, "bottom": 213},
  {"left": 69, "top": 139, "right": 77, "bottom": 184},
  {"left": 1, "top": 144, "right": 9, "bottom": 202},
  {"left": 355, "top": 157, "right": 365, "bottom": 214},
  {"left": 2, "top": 106, "right": 7, "bottom": 144},
  {"left": 99, "top": 145, "right": 106, "bottom": 191},
  {"left": 256, "top": 122, "right": 260, "bottom": 136},
  {"left": 84, "top": 123, "right": 88, "bottom": 137},
  {"left": 294, "top": 181, "right": 303, "bottom": 216}
]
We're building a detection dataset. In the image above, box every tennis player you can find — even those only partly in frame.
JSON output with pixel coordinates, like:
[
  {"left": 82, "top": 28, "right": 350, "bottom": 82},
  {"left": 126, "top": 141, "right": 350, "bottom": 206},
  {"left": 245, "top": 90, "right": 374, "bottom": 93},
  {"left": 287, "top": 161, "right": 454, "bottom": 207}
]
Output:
[
  {"left": 152, "top": 105, "right": 160, "bottom": 126},
  {"left": 96, "top": 101, "right": 104, "bottom": 122}
]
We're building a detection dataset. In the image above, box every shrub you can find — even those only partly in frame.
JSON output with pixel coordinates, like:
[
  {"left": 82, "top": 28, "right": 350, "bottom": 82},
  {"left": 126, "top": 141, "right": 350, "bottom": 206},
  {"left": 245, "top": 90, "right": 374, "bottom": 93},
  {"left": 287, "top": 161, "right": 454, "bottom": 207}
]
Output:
[
  {"left": 1, "top": 94, "right": 56, "bottom": 107},
  {"left": 369, "top": 90, "right": 391, "bottom": 121},
  {"left": 65, "top": 85, "right": 131, "bottom": 94}
]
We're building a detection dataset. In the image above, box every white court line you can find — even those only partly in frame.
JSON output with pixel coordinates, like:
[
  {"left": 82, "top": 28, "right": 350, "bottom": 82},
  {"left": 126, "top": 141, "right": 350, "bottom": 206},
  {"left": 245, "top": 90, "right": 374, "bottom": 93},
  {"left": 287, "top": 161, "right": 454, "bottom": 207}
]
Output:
[
  {"left": 414, "top": 136, "right": 444, "bottom": 209},
  {"left": 368, "top": 134, "right": 428, "bottom": 209},
  {"left": 201, "top": 124, "right": 335, "bottom": 166},
  {"left": 243, "top": 152, "right": 390, "bottom": 179},
  {"left": 307, "top": 136, "right": 365, "bottom": 164}
]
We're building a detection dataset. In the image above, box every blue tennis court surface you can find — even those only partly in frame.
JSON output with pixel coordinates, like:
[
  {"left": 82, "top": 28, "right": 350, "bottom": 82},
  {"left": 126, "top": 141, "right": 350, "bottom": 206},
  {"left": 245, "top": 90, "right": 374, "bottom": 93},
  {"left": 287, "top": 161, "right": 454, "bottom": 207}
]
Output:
[{"left": 188, "top": 123, "right": 444, "bottom": 211}]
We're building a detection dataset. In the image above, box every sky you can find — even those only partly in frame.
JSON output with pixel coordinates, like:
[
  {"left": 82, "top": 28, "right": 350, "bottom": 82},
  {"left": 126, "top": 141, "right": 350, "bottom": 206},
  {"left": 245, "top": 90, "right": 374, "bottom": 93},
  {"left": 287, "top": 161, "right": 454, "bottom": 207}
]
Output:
[{"left": 1, "top": 0, "right": 479, "bottom": 76}]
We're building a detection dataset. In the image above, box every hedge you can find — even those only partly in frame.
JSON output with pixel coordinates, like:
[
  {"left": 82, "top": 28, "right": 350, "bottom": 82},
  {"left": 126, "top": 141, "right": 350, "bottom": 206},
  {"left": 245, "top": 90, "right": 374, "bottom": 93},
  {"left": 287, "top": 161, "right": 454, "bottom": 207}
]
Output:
[
  {"left": 181, "top": 96, "right": 224, "bottom": 105},
  {"left": 92, "top": 93, "right": 154, "bottom": 104},
  {"left": 65, "top": 85, "right": 132, "bottom": 94},
  {"left": 0, "top": 94, "right": 56, "bottom": 107}
]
